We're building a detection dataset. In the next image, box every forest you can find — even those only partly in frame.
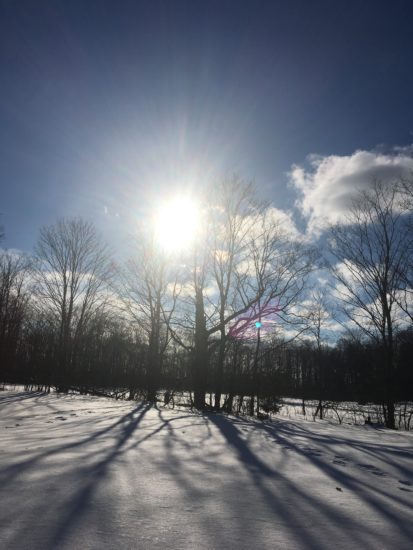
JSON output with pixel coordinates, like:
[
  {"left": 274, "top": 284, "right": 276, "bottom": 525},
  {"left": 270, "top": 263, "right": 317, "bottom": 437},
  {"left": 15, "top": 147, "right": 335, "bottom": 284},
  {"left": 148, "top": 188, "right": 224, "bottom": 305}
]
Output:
[{"left": 1, "top": 177, "right": 413, "bottom": 429}]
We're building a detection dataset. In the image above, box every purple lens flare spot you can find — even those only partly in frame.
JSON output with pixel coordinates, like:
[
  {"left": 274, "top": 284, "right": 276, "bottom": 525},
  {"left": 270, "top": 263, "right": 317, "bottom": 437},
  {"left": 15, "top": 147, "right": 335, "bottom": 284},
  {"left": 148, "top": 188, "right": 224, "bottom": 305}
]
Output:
[{"left": 228, "top": 298, "right": 281, "bottom": 339}]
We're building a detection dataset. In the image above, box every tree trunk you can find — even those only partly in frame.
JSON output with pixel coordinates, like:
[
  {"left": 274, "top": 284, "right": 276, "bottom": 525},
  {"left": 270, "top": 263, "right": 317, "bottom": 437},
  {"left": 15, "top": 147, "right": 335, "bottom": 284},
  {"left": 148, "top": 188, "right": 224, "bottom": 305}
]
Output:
[
  {"left": 249, "top": 324, "right": 261, "bottom": 416},
  {"left": 225, "top": 392, "right": 234, "bottom": 414},
  {"left": 386, "top": 401, "right": 396, "bottom": 430},
  {"left": 214, "top": 327, "right": 226, "bottom": 409},
  {"left": 193, "top": 288, "right": 208, "bottom": 409}
]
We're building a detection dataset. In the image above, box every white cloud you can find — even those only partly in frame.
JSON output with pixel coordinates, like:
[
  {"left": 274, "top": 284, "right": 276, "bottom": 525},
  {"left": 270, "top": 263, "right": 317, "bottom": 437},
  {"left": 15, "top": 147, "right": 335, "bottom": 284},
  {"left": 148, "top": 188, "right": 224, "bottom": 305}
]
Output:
[
  {"left": 0, "top": 247, "right": 26, "bottom": 258},
  {"left": 290, "top": 147, "right": 413, "bottom": 236},
  {"left": 266, "top": 207, "right": 300, "bottom": 238},
  {"left": 244, "top": 207, "right": 301, "bottom": 246}
]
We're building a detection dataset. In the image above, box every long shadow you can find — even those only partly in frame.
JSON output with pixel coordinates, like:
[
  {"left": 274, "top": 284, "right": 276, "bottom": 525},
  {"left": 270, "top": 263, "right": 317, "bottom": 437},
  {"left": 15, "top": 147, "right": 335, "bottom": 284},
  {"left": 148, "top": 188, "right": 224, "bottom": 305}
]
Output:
[
  {"left": 0, "top": 391, "right": 46, "bottom": 405},
  {"left": 257, "top": 418, "right": 413, "bottom": 541},
  {"left": 47, "top": 406, "right": 202, "bottom": 548},
  {"left": 205, "top": 412, "right": 274, "bottom": 476},
  {"left": 0, "top": 394, "right": 197, "bottom": 493},
  {"left": 270, "top": 419, "right": 413, "bottom": 480},
  {"left": 207, "top": 413, "right": 412, "bottom": 549},
  {"left": 250, "top": 417, "right": 412, "bottom": 480},
  {"left": 3, "top": 396, "right": 205, "bottom": 549},
  {"left": 0, "top": 397, "right": 155, "bottom": 489},
  {"left": 3, "top": 394, "right": 412, "bottom": 549},
  {"left": 245, "top": 416, "right": 413, "bottom": 483},
  {"left": 205, "top": 413, "right": 344, "bottom": 549},
  {"left": 47, "top": 401, "right": 152, "bottom": 548}
]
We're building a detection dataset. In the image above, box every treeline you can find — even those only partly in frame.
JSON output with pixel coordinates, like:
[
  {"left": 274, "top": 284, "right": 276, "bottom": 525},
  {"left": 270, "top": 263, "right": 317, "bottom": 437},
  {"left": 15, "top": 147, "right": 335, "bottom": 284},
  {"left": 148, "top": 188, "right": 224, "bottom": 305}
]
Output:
[
  {"left": 3, "top": 321, "right": 413, "bottom": 415},
  {"left": 1, "top": 178, "right": 412, "bottom": 428}
]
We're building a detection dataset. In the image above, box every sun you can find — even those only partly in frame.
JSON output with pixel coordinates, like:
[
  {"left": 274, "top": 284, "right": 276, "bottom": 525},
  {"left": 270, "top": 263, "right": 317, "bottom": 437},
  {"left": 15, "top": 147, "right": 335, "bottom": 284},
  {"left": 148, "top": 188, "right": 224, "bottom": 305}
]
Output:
[{"left": 154, "top": 196, "right": 201, "bottom": 251}]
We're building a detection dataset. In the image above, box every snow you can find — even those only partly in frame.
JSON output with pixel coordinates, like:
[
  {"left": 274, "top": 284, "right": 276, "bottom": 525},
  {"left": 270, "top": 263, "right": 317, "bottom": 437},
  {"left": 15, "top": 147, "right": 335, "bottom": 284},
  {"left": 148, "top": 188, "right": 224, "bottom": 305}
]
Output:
[
  {"left": 1, "top": 391, "right": 412, "bottom": 549},
  {"left": 277, "top": 398, "right": 413, "bottom": 429}
]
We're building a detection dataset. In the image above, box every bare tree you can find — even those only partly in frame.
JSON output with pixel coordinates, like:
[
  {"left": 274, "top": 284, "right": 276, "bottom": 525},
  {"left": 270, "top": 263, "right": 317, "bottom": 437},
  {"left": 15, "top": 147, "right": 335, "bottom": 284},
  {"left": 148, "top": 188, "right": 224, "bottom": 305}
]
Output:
[
  {"left": 118, "top": 230, "right": 179, "bottom": 402},
  {"left": 34, "top": 218, "right": 111, "bottom": 389},
  {"left": 305, "top": 290, "right": 331, "bottom": 420},
  {"left": 0, "top": 252, "right": 30, "bottom": 376},
  {"left": 329, "top": 181, "right": 412, "bottom": 428},
  {"left": 239, "top": 207, "right": 314, "bottom": 415},
  {"left": 168, "top": 178, "right": 314, "bottom": 411},
  {"left": 209, "top": 177, "right": 258, "bottom": 409},
  {"left": 394, "top": 178, "right": 413, "bottom": 322}
]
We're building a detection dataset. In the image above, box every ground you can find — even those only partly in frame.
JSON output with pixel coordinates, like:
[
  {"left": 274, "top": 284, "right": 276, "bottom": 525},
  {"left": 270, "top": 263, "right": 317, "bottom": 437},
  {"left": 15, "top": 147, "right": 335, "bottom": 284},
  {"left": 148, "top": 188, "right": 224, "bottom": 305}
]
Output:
[{"left": 0, "top": 391, "right": 412, "bottom": 549}]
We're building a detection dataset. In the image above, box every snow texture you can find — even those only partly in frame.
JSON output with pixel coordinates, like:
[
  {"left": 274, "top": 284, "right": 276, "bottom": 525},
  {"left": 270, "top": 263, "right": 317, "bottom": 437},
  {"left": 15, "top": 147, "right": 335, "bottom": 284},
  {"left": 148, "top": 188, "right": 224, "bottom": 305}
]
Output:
[{"left": 1, "top": 391, "right": 412, "bottom": 549}]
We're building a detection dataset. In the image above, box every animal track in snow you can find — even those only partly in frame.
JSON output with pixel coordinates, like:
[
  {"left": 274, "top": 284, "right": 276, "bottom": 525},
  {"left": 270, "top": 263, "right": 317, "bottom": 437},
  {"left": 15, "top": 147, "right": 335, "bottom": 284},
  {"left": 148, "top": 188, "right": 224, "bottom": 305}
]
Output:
[
  {"left": 398, "top": 480, "right": 412, "bottom": 492},
  {"left": 357, "top": 463, "right": 386, "bottom": 476}
]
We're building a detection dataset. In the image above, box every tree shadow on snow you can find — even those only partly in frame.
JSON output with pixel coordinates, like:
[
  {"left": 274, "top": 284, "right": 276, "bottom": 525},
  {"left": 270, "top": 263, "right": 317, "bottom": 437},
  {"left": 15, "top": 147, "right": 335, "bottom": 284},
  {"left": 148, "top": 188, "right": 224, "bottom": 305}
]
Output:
[
  {"left": 204, "top": 413, "right": 413, "bottom": 549},
  {"left": 2, "top": 394, "right": 413, "bottom": 550},
  {"left": 46, "top": 401, "right": 153, "bottom": 548},
  {"left": 1, "top": 397, "right": 154, "bottom": 548}
]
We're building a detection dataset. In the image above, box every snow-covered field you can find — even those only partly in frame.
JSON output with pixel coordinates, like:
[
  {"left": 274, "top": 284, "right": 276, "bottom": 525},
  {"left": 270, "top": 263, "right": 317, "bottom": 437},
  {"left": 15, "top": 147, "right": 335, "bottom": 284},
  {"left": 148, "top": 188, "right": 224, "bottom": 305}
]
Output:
[
  {"left": 1, "top": 391, "right": 412, "bottom": 550},
  {"left": 278, "top": 399, "right": 413, "bottom": 430}
]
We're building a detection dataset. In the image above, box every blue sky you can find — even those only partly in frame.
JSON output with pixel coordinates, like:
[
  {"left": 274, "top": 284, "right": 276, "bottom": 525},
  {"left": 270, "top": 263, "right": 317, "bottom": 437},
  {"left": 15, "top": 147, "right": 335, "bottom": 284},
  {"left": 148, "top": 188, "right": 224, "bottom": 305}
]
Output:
[{"left": 1, "top": 0, "right": 413, "bottom": 252}]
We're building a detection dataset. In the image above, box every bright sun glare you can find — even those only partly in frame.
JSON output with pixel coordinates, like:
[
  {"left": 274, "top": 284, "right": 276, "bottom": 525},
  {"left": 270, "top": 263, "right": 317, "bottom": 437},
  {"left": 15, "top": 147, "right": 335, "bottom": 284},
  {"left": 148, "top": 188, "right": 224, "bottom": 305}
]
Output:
[{"left": 154, "top": 197, "right": 200, "bottom": 252}]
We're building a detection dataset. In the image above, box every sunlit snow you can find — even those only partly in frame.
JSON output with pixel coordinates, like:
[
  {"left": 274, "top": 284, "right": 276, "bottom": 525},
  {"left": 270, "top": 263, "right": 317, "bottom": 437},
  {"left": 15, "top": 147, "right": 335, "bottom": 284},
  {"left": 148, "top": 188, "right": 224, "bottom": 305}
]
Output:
[{"left": 1, "top": 391, "right": 412, "bottom": 549}]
